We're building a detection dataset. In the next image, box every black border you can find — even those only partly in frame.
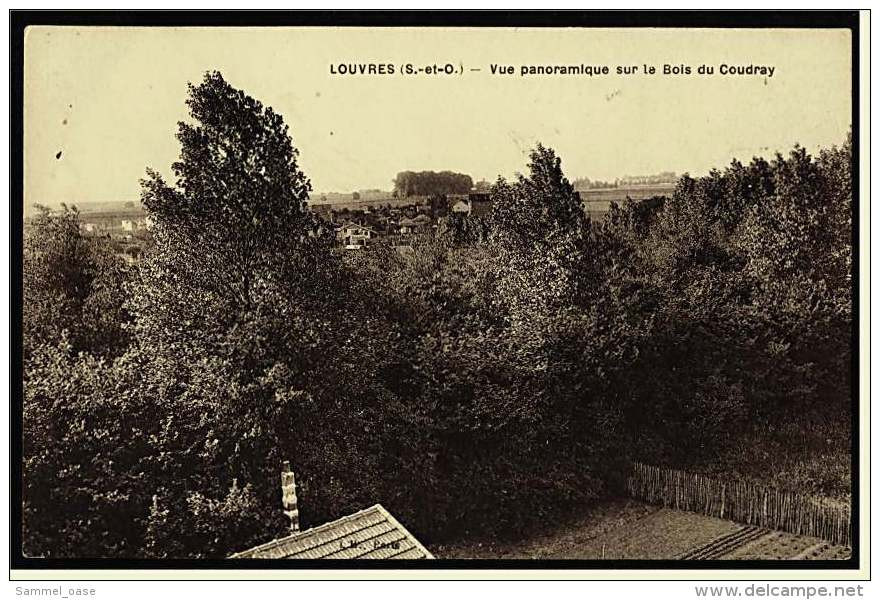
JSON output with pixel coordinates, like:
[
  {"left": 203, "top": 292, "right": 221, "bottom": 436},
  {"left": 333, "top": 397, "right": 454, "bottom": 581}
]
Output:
[{"left": 9, "top": 10, "right": 864, "bottom": 576}]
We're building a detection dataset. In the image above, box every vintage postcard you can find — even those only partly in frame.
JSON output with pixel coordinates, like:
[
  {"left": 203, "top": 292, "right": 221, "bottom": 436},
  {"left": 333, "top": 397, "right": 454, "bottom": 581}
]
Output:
[{"left": 9, "top": 11, "right": 869, "bottom": 585}]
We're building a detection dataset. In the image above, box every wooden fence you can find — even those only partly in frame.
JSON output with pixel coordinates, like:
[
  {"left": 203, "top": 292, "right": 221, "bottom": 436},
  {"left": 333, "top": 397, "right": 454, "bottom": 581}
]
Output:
[{"left": 626, "top": 462, "right": 852, "bottom": 547}]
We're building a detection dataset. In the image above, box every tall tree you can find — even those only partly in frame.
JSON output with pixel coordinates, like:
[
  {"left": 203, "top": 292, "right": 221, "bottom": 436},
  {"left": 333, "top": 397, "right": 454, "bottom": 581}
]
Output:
[
  {"left": 489, "top": 144, "right": 590, "bottom": 320},
  {"left": 128, "top": 72, "right": 396, "bottom": 556},
  {"left": 137, "top": 70, "right": 329, "bottom": 342},
  {"left": 490, "top": 144, "right": 585, "bottom": 246},
  {"left": 23, "top": 204, "right": 130, "bottom": 360}
]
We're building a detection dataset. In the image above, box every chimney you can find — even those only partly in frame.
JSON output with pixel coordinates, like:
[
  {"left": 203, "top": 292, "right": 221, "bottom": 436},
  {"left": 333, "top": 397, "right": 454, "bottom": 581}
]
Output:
[{"left": 280, "top": 460, "right": 300, "bottom": 533}]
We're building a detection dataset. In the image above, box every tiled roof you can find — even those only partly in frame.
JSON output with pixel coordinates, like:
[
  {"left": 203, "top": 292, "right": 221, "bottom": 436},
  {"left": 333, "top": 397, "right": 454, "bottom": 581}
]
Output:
[
  {"left": 229, "top": 504, "right": 434, "bottom": 560},
  {"left": 337, "top": 221, "right": 377, "bottom": 233}
]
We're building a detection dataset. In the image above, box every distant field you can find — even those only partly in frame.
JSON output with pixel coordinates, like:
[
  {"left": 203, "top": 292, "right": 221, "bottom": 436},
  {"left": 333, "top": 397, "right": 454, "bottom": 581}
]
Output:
[
  {"left": 310, "top": 185, "right": 676, "bottom": 215},
  {"left": 78, "top": 208, "right": 146, "bottom": 219},
  {"left": 78, "top": 200, "right": 143, "bottom": 213},
  {"left": 577, "top": 184, "right": 675, "bottom": 202},
  {"left": 34, "top": 185, "right": 676, "bottom": 218},
  {"left": 24, "top": 200, "right": 143, "bottom": 219}
]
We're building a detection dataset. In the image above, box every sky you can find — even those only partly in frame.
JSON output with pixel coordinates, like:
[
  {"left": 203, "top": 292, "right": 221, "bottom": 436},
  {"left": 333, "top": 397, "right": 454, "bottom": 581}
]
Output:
[{"left": 24, "top": 26, "right": 852, "bottom": 207}]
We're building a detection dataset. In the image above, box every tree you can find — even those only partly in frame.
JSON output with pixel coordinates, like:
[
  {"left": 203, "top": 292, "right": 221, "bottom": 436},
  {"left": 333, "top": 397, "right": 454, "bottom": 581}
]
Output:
[
  {"left": 734, "top": 140, "right": 853, "bottom": 412},
  {"left": 490, "top": 145, "right": 585, "bottom": 246},
  {"left": 392, "top": 170, "right": 474, "bottom": 197},
  {"left": 138, "top": 71, "right": 328, "bottom": 337},
  {"left": 23, "top": 204, "right": 130, "bottom": 360},
  {"left": 125, "top": 71, "right": 398, "bottom": 556},
  {"left": 489, "top": 144, "right": 591, "bottom": 320}
]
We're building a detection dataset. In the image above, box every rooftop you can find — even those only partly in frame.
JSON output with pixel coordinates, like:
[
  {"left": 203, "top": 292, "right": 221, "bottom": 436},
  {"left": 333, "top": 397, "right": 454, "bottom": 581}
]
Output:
[{"left": 229, "top": 504, "right": 434, "bottom": 559}]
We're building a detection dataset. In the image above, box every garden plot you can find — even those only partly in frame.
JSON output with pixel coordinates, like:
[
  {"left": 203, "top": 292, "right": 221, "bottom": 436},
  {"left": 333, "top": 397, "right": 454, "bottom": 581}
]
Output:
[
  {"left": 713, "top": 529, "right": 852, "bottom": 560},
  {"left": 434, "top": 500, "right": 851, "bottom": 560}
]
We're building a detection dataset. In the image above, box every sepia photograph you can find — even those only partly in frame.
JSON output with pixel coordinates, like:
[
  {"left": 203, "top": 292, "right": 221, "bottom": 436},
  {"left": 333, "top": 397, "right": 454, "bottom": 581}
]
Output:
[{"left": 10, "top": 11, "right": 866, "bottom": 580}]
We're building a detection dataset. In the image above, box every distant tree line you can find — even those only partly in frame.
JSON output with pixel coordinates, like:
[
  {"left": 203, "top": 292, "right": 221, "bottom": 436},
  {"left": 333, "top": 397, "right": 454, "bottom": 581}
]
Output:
[
  {"left": 617, "top": 171, "right": 678, "bottom": 185},
  {"left": 571, "top": 176, "right": 616, "bottom": 190}
]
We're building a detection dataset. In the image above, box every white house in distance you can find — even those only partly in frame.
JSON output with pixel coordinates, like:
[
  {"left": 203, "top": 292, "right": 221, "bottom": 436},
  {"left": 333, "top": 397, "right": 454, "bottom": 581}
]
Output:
[
  {"left": 451, "top": 200, "right": 471, "bottom": 214},
  {"left": 447, "top": 193, "right": 492, "bottom": 218},
  {"left": 337, "top": 221, "right": 378, "bottom": 250},
  {"left": 121, "top": 217, "right": 154, "bottom": 232}
]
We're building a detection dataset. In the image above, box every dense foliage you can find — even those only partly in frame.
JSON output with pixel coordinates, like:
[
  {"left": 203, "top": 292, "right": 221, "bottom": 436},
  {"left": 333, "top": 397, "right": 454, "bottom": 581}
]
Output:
[
  {"left": 23, "top": 205, "right": 131, "bottom": 361},
  {"left": 22, "top": 72, "right": 853, "bottom": 558},
  {"left": 393, "top": 170, "right": 474, "bottom": 197}
]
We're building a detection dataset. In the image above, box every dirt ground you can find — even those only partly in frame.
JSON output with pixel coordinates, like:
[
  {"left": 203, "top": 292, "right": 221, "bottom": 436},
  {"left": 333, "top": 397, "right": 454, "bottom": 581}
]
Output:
[{"left": 432, "top": 499, "right": 850, "bottom": 560}]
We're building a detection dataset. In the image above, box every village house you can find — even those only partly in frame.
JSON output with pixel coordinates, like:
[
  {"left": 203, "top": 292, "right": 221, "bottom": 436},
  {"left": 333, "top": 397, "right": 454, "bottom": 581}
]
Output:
[
  {"left": 451, "top": 199, "right": 470, "bottom": 214},
  {"left": 397, "top": 213, "right": 432, "bottom": 236},
  {"left": 446, "top": 192, "right": 492, "bottom": 218},
  {"left": 397, "top": 217, "right": 417, "bottom": 235},
  {"left": 336, "top": 221, "right": 378, "bottom": 250}
]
